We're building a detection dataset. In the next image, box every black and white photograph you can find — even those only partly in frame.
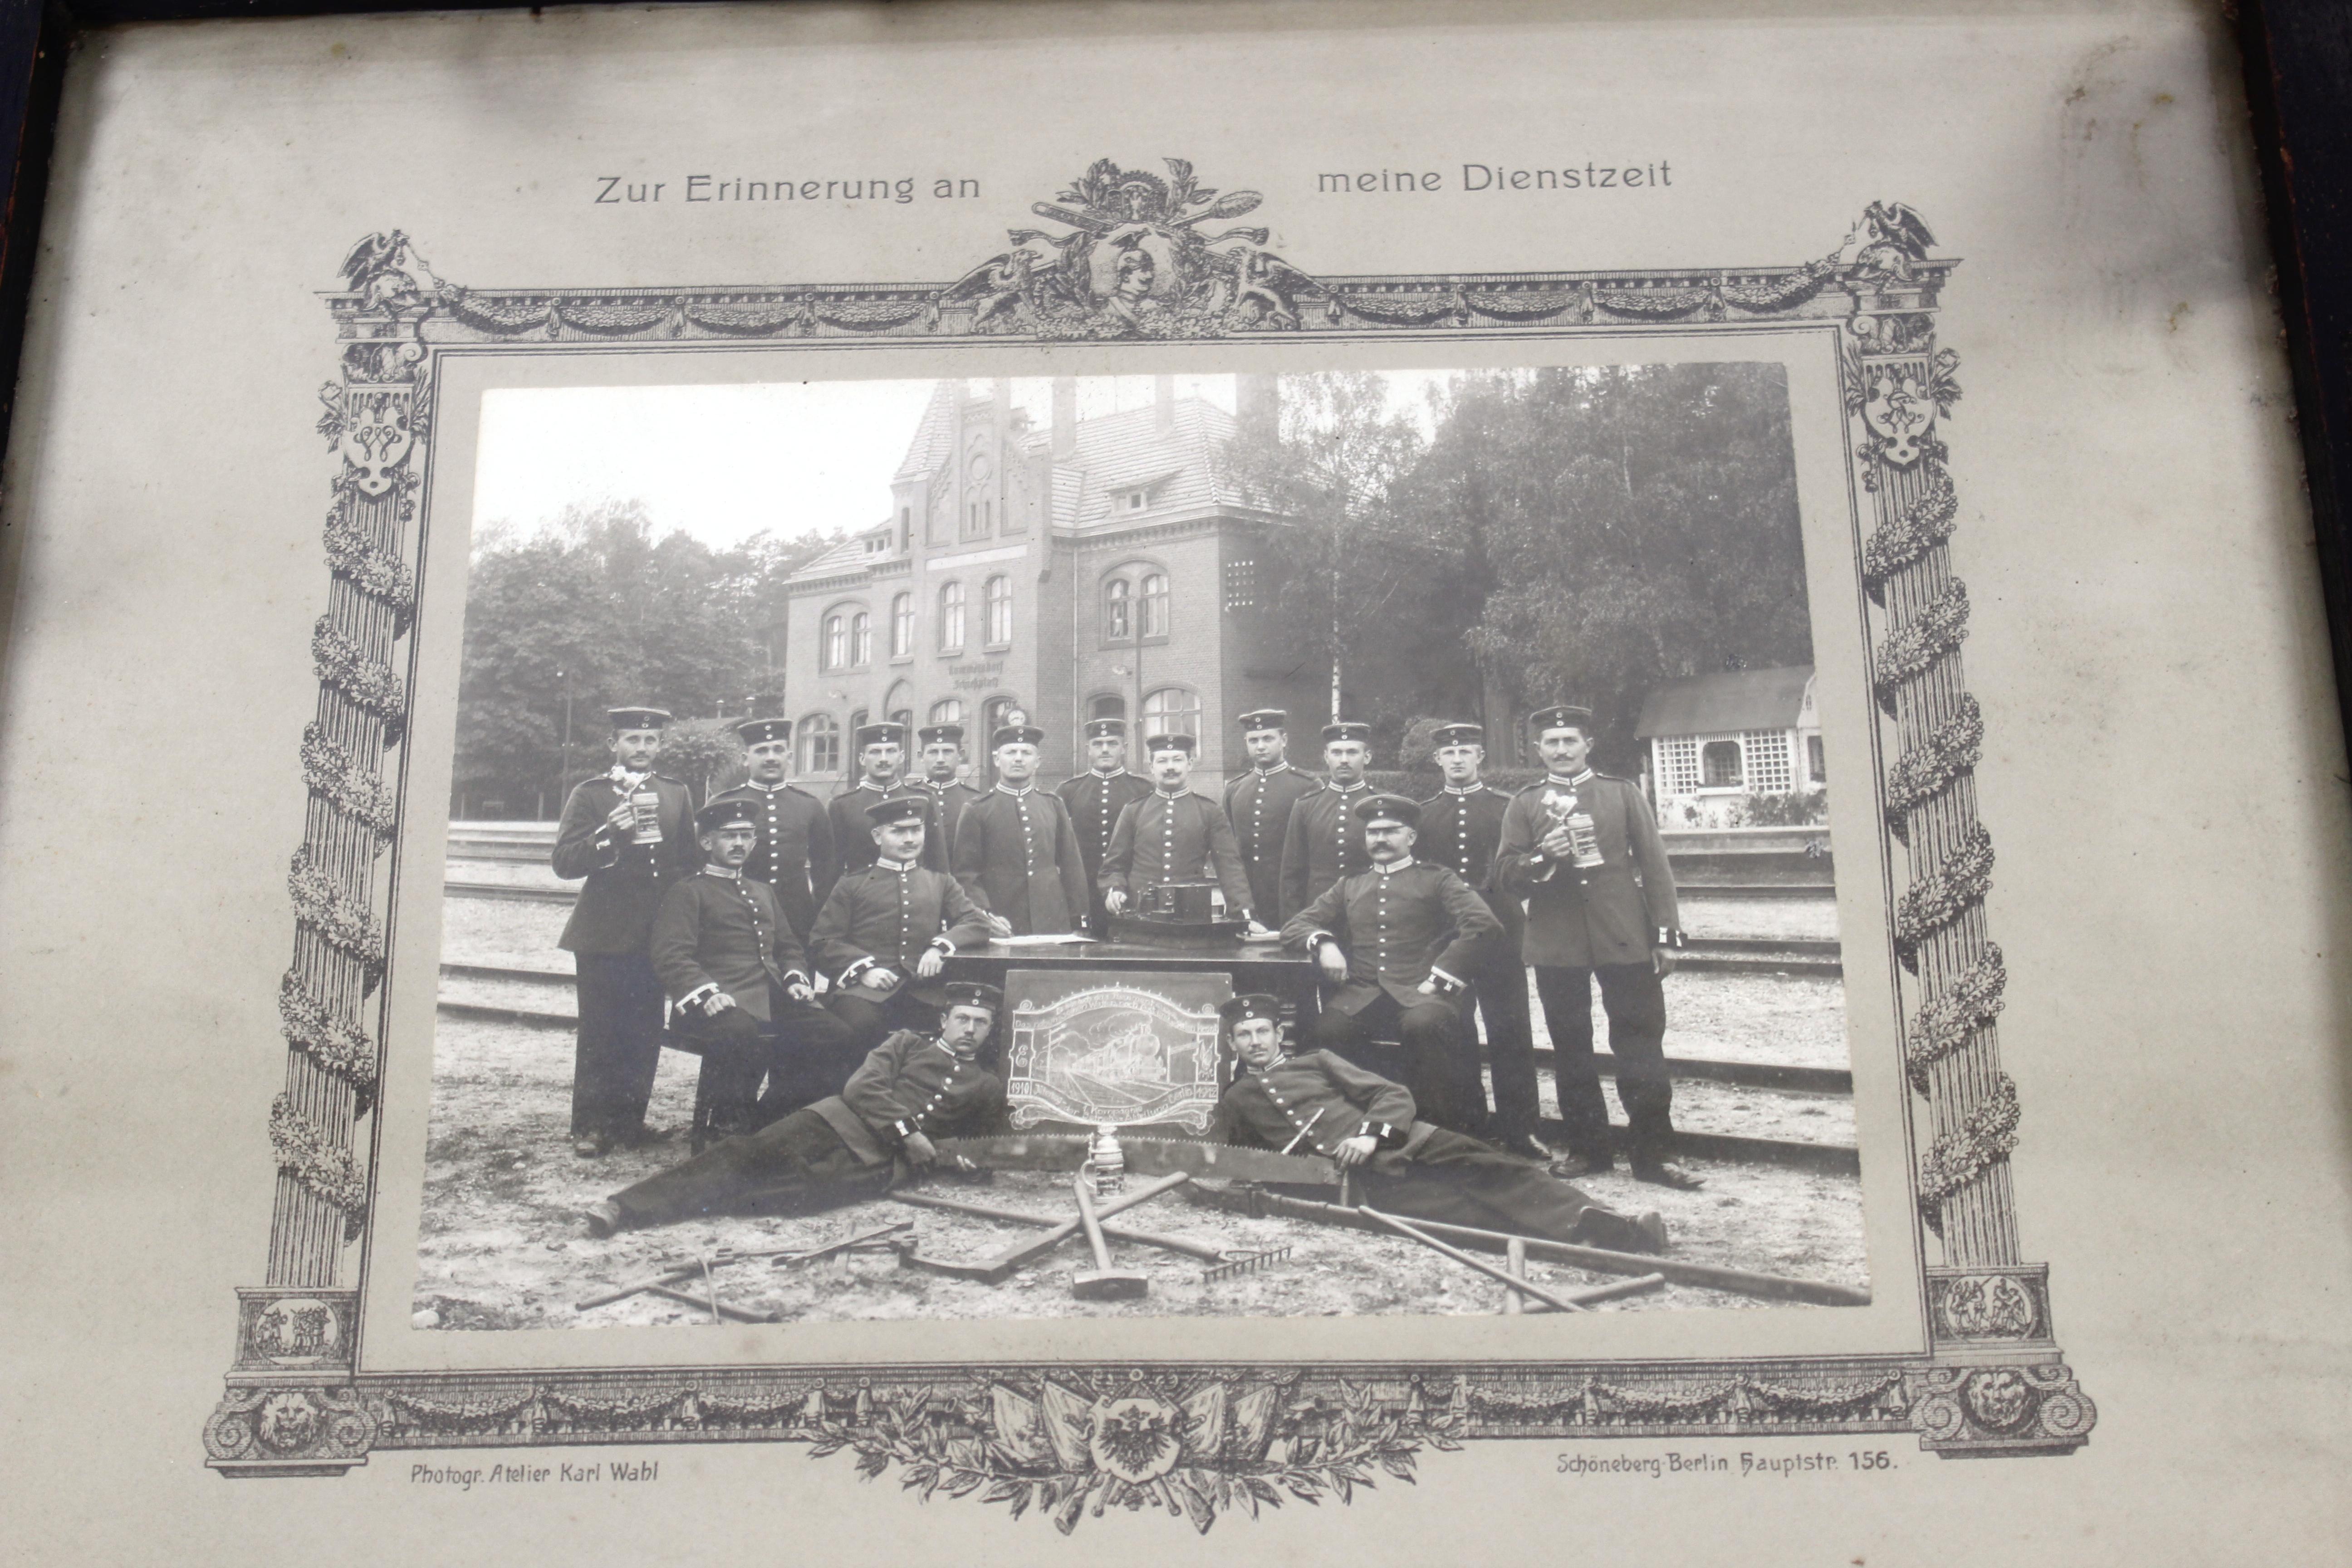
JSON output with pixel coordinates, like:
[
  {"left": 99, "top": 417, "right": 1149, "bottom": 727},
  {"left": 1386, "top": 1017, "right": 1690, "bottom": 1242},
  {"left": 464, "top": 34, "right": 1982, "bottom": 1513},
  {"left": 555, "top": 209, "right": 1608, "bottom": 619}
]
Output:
[{"left": 412, "top": 362, "right": 1869, "bottom": 1329}]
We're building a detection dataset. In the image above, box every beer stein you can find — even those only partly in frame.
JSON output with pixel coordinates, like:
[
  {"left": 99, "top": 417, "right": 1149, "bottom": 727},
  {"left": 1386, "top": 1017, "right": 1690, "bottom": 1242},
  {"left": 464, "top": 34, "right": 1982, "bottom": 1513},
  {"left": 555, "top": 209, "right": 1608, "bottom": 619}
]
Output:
[
  {"left": 629, "top": 788, "right": 663, "bottom": 846},
  {"left": 1567, "top": 811, "right": 1604, "bottom": 869}
]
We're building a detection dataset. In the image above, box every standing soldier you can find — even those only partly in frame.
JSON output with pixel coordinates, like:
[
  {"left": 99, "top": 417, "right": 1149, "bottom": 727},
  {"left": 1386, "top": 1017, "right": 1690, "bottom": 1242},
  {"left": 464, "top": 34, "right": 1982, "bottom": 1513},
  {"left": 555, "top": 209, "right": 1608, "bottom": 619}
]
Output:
[
  {"left": 650, "top": 799, "right": 859, "bottom": 1147},
  {"left": 951, "top": 722, "right": 1091, "bottom": 937},
  {"left": 1278, "top": 720, "right": 1377, "bottom": 921},
  {"left": 1280, "top": 794, "right": 1500, "bottom": 1132},
  {"left": 704, "top": 715, "right": 836, "bottom": 941},
  {"left": 1495, "top": 705, "right": 1703, "bottom": 1191},
  {"left": 552, "top": 706, "right": 698, "bottom": 1158},
  {"left": 809, "top": 796, "right": 993, "bottom": 1052},
  {"left": 1224, "top": 708, "right": 1319, "bottom": 926},
  {"left": 1056, "top": 716, "right": 1153, "bottom": 934},
  {"left": 1416, "top": 722, "right": 1551, "bottom": 1161},
  {"left": 826, "top": 721, "right": 942, "bottom": 876},
  {"left": 911, "top": 722, "right": 984, "bottom": 858},
  {"left": 1100, "top": 733, "right": 1265, "bottom": 931}
]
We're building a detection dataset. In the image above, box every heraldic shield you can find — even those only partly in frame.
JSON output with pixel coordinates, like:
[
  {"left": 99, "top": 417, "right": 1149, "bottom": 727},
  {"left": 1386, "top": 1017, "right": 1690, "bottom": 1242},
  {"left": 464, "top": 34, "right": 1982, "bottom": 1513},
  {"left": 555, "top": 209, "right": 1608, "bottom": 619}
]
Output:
[{"left": 1004, "top": 970, "right": 1235, "bottom": 1133}]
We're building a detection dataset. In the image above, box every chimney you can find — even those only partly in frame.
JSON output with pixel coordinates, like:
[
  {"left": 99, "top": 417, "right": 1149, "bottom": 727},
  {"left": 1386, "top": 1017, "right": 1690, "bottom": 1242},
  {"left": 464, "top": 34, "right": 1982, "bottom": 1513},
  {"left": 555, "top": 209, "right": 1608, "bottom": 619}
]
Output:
[
  {"left": 1155, "top": 374, "right": 1177, "bottom": 432},
  {"left": 1051, "top": 377, "right": 1077, "bottom": 458},
  {"left": 1236, "top": 373, "right": 1279, "bottom": 441}
]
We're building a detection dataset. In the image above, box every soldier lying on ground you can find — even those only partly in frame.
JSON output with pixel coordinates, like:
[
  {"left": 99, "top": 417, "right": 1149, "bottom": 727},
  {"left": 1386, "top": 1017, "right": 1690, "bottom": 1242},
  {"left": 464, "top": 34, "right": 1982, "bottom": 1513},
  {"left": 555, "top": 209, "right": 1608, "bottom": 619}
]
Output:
[
  {"left": 1207, "top": 994, "right": 1668, "bottom": 1255},
  {"left": 581, "top": 983, "right": 1008, "bottom": 1236}
]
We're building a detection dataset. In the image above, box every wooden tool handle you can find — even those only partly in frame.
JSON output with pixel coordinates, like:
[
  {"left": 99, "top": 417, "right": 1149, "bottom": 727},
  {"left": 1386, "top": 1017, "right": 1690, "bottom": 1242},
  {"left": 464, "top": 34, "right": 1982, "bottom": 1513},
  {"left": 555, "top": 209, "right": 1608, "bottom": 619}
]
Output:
[{"left": 1072, "top": 1171, "right": 1116, "bottom": 1271}]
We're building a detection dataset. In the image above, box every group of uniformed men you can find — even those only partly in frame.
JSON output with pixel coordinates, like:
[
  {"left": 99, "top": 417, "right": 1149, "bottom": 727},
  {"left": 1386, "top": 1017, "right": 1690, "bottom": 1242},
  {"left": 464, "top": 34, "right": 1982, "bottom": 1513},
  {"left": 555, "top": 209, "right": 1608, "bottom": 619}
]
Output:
[{"left": 552, "top": 696, "right": 1701, "bottom": 1245}]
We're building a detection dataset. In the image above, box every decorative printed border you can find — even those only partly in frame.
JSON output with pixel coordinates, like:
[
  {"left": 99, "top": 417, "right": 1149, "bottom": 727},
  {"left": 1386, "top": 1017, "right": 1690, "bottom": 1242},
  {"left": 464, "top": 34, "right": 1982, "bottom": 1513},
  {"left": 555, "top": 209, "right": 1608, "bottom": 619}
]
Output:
[{"left": 204, "top": 165, "right": 2092, "bottom": 1511}]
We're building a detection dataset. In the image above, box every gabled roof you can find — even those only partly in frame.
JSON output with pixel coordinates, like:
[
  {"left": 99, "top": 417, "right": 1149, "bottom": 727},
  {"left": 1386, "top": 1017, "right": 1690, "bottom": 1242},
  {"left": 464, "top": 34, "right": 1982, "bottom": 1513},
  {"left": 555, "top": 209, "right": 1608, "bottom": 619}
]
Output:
[
  {"left": 1636, "top": 665, "right": 1815, "bottom": 737},
  {"left": 788, "top": 534, "right": 881, "bottom": 583},
  {"left": 893, "top": 379, "right": 966, "bottom": 482},
  {"left": 1059, "top": 398, "right": 1253, "bottom": 525}
]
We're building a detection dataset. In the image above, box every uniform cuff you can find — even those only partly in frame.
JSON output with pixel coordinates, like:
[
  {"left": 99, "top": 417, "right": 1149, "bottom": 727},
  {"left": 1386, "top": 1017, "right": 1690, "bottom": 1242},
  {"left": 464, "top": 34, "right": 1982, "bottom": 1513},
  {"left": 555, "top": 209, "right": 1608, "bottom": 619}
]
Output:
[
  {"left": 1656, "top": 928, "right": 1685, "bottom": 949},
  {"left": 677, "top": 983, "right": 719, "bottom": 1011},
  {"left": 781, "top": 970, "right": 809, "bottom": 989},
  {"left": 931, "top": 937, "right": 956, "bottom": 957},
  {"left": 839, "top": 956, "right": 876, "bottom": 982},
  {"left": 1429, "top": 966, "right": 1464, "bottom": 991}
]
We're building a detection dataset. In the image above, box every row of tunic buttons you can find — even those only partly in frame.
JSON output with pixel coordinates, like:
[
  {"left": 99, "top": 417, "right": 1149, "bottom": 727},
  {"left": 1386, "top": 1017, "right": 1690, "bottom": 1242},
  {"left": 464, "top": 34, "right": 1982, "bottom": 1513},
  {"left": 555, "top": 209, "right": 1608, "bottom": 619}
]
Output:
[{"left": 1264, "top": 1079, "right": 1333, "bottom": 1156}]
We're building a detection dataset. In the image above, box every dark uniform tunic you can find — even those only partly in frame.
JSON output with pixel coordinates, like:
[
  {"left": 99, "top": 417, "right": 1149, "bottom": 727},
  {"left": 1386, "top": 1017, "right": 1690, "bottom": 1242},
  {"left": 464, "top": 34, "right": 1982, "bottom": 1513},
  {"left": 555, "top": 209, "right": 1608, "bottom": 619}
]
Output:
[
  {"left": 1209, "top": 1051, "right": 1657, "bottom": 1254},
  {"left": 1100, "top": 789, "right": 1255, "bottom": 918},
  {"left": 1495, "top": 769, "right": 1684, "bottom": 1169},
  {"left": 649, "top": 867, "right": 858, "bottom": 1137},
  {"left": 1417, "top": 782, "right": 1540, "bottom": 1142},
  {"left": 950, "top": 784, "right": 1091, "bottom": 936},
  {"left": 704, "top": 779, "right": 835, "bottom": 940},
  {"left": 827, "top": 778, "right": 946, "bottom": 875},
  {"left": 1281, "top": 858, "right": 1499, "bottom": 1131},
  {"left": 552, "top": 769, "right": 698, "bottom": 1139},
  {"left": 1278, "top": 780, "right": 1375, "bottom": 922},
  {"left": 1224, "top": 762, "right": 1321, "bottom": 925},
  {"left": 1055, "top": 767, "right": 1153, "bottom": 932},
  {"left": 913, "top": 778, "right": 985, "bottom": 861},
  {"left": 808, "top": 859, "right": 994, "bottom": 1049},
  {"left": 607, "top": 1030, "right": 1008, "bottom": 1229}
]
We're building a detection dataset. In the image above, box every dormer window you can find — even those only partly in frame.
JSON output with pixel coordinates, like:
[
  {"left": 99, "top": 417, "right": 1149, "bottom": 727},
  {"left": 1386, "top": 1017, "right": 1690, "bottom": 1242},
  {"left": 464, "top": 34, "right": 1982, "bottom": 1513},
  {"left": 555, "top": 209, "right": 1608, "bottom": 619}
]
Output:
[{"left": 1125, "top": 490, "right": 1148, "bottom": 512}]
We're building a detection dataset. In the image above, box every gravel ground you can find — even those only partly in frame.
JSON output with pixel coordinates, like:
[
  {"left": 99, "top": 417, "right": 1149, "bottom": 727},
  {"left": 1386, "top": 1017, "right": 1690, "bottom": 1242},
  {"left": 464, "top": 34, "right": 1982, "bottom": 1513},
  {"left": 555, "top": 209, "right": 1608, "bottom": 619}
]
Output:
[
  {"left": 445, "top": 858, "right": 571, "bottom": 888},
  {"left": 414, "top": 874, "right": 1868, "bottom": 1329}
]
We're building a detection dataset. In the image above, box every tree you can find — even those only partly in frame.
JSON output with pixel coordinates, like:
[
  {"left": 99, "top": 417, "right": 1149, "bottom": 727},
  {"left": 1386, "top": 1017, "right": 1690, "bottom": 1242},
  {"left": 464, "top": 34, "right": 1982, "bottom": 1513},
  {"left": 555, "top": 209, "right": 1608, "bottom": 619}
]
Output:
[
  {"left": 1222, "top": 371, "right": 1463, "bottom": 729},
  {"left": 453, "top": 498, "right": 841, "bottom": 814},
  {"left": 1411, "top": 364, "right": 1811, "bottom": 767}
]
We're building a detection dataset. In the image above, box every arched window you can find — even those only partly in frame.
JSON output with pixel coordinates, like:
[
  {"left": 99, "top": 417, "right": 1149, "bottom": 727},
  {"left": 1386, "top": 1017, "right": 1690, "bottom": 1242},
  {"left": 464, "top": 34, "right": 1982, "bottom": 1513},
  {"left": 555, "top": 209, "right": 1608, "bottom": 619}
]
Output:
[
  {"left": 850, "top": 611, "right": 872, "bottom": 666},
  {"left": 890, "top": 592, "right": 913, "bottom": 658},
  {"left": 938, "top": 581, "right": 965, "bottom": 652},
  {"left": 1103, "top": 578, "right": 1131, "bottom": 642},
  {"left": 884, "top": 680, "right": 914, "bottom": 736},
  {"left": 1140, "top": 572, "right": 1170, "bottom": 638},
  {"left": 928, "top": 696, "right": 965, "bottom": 726},
  {"left": 823, "top": 614, "right": 846, "bottom": 671},
  {"left": 798, "top": 714, "right": 841, "bottom": 775},
  {"left": 1087, "top": 692, "right": 1126, "bottom": 722},
  {"left": 982, "top": 696, "right": 1014, "bottom": 744},
  {"left": 984, "top": 575, "right": 1013, "bottom": 647},
  {"left": 849, "top": 708, "right": 870, "bottom": 745},
  {"left": 1142, "top": 686, "right": 1201, "bottom": 739}
]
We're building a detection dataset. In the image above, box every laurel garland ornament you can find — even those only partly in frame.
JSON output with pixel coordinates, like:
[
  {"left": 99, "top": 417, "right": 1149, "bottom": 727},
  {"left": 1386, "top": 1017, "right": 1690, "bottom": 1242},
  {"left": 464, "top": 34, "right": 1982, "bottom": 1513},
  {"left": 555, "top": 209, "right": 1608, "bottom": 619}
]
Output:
[
  {"left": 278, "top": 970, "right": 377, "bottom": 1091},
  {"left": 1904, "top": 944, "right": 2008, "bottom": 1094},
  {"left": 1872, "top": 578, "right": 1970, "bottom": 716},
  {"left": 1892, "top": 823, "right": 1994, "bottom": 972},
  {"left": 1918, "top": 1073, "right": 2021, "bottom": 1234},
  {"left": 299, "top": 722, "right": 399, "bottom": 838},
  {"left": 1883, "top": 694, "right": 1984, "bottom": 844},
  {"left": 288, "top": 846, "right": 386, "bottom": 983},
  {"left": 323, "top": 511, "right": 416, "bottom": 617},
  {"left": 1860, "top": 464, "right": 1959, "bottom": 603},
  {"left": 310, "top": 616, "right": 407, "bottom": 732},
  {"left": 1719, "top": 253, "right": 1841, "bottom": 313},
  {"left": 269, "top": 1093, "right": 368, "bottom": 1236}
]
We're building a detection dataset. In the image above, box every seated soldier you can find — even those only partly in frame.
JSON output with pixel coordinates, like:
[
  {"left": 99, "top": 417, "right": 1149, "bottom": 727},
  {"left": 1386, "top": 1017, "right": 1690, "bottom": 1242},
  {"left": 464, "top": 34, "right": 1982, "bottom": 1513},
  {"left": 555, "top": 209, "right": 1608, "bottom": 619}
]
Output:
[
  {"left": 808, "top": 795, "right": 994, "bottom": 1051},
  {"left": 583, "top": 982, "right": 1009, "bottom": 1235},
  {"left": 1279, "top": 793, "right": 1500, "bottom": 1132},
  {"left": 652, "top": 799, "right": 861, "bottom": 1147},
  {"left": 1208, "top": 994, "right": 1667, "bottom": 1255}
]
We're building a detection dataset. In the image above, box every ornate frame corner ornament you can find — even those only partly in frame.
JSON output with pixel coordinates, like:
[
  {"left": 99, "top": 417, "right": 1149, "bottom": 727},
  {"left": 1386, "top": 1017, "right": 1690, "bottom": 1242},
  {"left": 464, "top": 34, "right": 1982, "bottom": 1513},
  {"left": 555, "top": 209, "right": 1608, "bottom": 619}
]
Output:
[{"left": 206, "top": 165, "right": 2092, "bottom": 1505}]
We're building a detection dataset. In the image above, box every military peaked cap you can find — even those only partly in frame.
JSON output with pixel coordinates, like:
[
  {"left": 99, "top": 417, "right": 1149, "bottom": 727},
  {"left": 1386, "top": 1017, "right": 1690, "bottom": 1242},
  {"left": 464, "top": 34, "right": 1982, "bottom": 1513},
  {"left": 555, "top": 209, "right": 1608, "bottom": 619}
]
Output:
[
  {"left": 916, "top": 723, "right": 965, "bottom": 747},
  {"left": 1219, "top": 993, "right": 1284, "bottom": 1027},
  {"left": 863, "top": 795, "right": 928, "bottom": 828},
  {"left": 1320, "top": 721, "right": 1373, "bottom": 745},
  {"left": 1236, "top": 708, "right": 1289, "bottom": 732},
  {"left": 1144, "top": 731, "right": 1198, "bottom": 755},
  {"left": 1355, "top": 793, "right": 1423, "bottom": 828},
  {"left": 854, "top": 722, "right": 907, "bottom": 750},
  {"left": 1431, "top": 722, "right": 1485, "bottom": 749},
  {"left": 1083, "top": 717, "right": 1128, "bottom": 740},
  {"left": 1529, "top": 705, "right": 1595, "bottom": 737},
  {"left": 607, "top": 706, "right": 672, "bottom": 732},
  {"left": 696, "top": 799, "right": 759, "bottom": 834},
  {"left": 992, "top": 724, "right": 1046, "bottom": 749},
  {"left": 733, "top": 715, "right": 791, "bottom": 746},
  {"left": 941, "top": 981, "right": 1004, "bottom": 1014}
]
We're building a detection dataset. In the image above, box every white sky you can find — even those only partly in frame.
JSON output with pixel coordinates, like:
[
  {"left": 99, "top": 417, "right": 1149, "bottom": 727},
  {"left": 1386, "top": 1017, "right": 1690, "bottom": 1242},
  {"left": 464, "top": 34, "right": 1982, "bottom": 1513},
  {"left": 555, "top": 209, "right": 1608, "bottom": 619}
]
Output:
[{"left": 471, "top": 371, "right": 1456, "bottom": 552}]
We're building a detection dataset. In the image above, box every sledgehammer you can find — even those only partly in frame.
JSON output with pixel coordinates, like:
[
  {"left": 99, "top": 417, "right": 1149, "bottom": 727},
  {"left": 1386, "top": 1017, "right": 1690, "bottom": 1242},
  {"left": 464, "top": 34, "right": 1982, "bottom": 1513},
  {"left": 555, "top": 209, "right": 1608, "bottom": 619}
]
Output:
[{"left": 1070, "top": 1171, "right": 1150, "bottom": 1300}]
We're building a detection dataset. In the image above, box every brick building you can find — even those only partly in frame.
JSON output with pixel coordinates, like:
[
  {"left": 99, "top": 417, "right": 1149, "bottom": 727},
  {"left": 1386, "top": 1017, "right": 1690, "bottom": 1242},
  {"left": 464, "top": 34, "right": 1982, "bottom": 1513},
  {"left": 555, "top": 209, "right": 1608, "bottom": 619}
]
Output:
[{"left": 774, "top": 376, "right": 1319, "bottom": 794}]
